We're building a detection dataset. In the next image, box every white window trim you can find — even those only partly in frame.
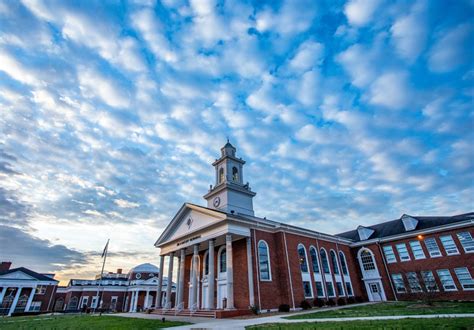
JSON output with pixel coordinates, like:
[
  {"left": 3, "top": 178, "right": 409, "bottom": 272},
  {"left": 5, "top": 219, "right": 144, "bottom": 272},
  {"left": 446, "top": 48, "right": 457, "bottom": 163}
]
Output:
[
  {"left": 335, "top": 281, "right": 346, "bottom": 297},
  {"left": 314, "top": 280, "right": 326, "bottom": 298},
  {"left": 309, "top": 245, "right": 321, "bottom": 274},
  {"left": 454, "top": 267, "right": 474, "bottom": 291},
  {"left": 320, "top": 248, "right": 331, "bottom": 274},
  {"left": 217, "top": 245, "right": 226, "bottom": 274},
  {"left": 396, "top": 243, "right": 411, "bottom": 262},
  {"left": 420, "top": 270, "right": 439, "bottom": 292},
  {"left": 329, "top": 249, "right": 340, "bottom": 275},
  {"left": 326, "top": 280, "right": 336, "bottom": 298},
  {"left": 257, "top": 240, "right": 272, "bottom": 282},
  {"left": 298, "top": 244, "right": 310, "bottom": 274},
  {"left": 338, "top": 251, "right": 350, "bottom": 276},
  {"left": 457, "top": 232, "right": 474, "bottom": 253},
  {"left": 440, "top": 235, "right": 460, "bottom": 256},
  {"left": 345, "top": 281, "right": 354, "bottom": 297},
  {"left": 383, "top": 245, "right": 397, "bottom": 263},
  {"left": 409, "top": 241, "right": 426, "bottom": 260},
  {"left": 302, "top": 280, "right": 314, "bottom": 299},
  {"left": 424, "top": 238, "right": 442, "bottom": 258},
  {"left": 391, "top": 273, "right": 406, "bottom": 294},
  {"left": 437, "top": 269, "right": 458, "bottom": 292}
]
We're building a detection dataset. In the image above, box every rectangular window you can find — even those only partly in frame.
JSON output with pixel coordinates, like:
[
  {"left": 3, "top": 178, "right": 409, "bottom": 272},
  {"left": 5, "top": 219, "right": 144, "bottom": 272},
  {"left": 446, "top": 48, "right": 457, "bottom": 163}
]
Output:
[
  {"left": 345, "top": 282, "right": 353, "bottom": 296},
  {"left": 440, "top": 235, "right": 459, "bottom": 255},
  {"left": 35, "top": 285, "right": 47, "bottom": 295},
  {"left": 91, "top": 296, "right": 98, "bottom": 308},
  {"left": 383, "top": 246, "right": 397, "bottom": 263},
  {"left": 437, "top": 269, "right": 457, "bottom": 291},
  {"left": 315, "top": 281, "right": 325, "bottom": 297},
  {"left": 396, "top": 243, "right": 411, "bottom": 261},
  {"left": 326, "top": 281, "right": 335, "bottom": 297},
  {"left": 457, "top": 232, "right": 474, "bottom": 253},
  {"left": 392, "top": 273, "right": 406, "bottom": 293},
  {"left": 407, "top": 272, "right": 422, "bottom": 293},
  {"left": 30, "top": 301, "right": 42, "bottom": 312},
  {"left": 424, "top": 238, "right": 442, "bottom": 257},
  {"left": 302, "top": 281, "right": 313, "bottom": 298},
  {"left": 336, "top": 282, "right": 345, "bottom": 296},
  {"left": 454, "top": 267, "right": 474, "bottom": 290},
  {"left": 409, "top": 241, "right": 426, "bottom": 260},
  {"left": 421, "top": 270, "right": 438, "bottom": 292}
]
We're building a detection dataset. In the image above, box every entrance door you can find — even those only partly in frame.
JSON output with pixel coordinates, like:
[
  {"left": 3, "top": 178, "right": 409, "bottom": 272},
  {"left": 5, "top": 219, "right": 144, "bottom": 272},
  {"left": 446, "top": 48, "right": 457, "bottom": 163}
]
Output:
[{"left": 366, "top": 281, "right": 384, "bottom": 301}]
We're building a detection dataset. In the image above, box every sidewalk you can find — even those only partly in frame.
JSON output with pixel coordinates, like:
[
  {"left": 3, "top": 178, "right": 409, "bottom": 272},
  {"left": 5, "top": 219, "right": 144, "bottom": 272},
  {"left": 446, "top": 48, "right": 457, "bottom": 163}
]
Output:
[{"left": 165, "top": 313, "right": 474, "bottom": 330}]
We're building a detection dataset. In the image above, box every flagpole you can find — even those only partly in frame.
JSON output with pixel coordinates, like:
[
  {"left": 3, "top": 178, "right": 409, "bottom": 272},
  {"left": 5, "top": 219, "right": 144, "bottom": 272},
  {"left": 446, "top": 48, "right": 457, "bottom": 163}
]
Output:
[{"left": 94, "top": 239, "right": 109, "bottom": 314}]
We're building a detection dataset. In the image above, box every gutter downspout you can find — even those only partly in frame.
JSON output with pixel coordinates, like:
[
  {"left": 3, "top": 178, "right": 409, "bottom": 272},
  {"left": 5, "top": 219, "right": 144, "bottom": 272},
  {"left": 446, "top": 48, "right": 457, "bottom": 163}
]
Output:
[
  {"left": 377, "top": 240, "right": 398, "bottom": 301},
  {"left": 283, "top": 230, "right": 295, "bottom": 310}
]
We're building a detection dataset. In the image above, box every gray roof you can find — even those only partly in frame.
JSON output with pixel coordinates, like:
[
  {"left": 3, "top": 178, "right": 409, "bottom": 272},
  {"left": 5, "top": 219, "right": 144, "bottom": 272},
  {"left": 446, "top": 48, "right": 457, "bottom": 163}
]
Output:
[
  {"left": 0, "top": 267, "right": 59, "bottom": 282},
  {"left": 336, "top": 212, "right": 474, "bottom": 242}
]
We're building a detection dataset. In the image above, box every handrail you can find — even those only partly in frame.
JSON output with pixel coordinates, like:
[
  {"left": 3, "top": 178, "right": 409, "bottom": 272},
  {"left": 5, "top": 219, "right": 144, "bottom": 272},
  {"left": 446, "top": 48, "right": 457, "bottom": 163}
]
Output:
[
  {"left": 190, "top": 302, "right": 198, "bottom": 315},
  {"left": 161, "top": 301, "right": 172, "bottom": 314},
  {"left": 174, "top": 302, "right": 184, "bottom": 316}
]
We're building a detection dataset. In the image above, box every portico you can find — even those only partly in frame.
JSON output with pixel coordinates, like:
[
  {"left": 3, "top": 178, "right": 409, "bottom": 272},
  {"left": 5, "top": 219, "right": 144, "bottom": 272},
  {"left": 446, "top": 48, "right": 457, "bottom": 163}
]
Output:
[{"left": 0, "top": 266, "right": 58, "bottom": 316}]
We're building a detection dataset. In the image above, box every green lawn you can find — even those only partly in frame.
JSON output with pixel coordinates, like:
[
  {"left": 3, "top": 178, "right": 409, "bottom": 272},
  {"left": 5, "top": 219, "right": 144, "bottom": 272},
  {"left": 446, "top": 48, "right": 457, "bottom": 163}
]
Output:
[
  {"left": 247, "top": 317, "right": 474, "bottom": 329},
  {"left": 0, "top": 314, "right": 189, "bottom": 329},
  {"left": 286, "top": 301, "right": 474, "bottom": 319}
]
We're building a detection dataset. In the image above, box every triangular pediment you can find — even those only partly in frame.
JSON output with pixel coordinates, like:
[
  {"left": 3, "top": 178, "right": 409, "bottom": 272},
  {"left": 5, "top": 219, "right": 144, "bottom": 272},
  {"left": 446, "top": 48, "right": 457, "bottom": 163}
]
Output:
[
  {"left": 155, "top": 203, "right": 227, "bottom": 246},
  {"left": 0, "top": 270, "right": 36, "bottom": 280}
]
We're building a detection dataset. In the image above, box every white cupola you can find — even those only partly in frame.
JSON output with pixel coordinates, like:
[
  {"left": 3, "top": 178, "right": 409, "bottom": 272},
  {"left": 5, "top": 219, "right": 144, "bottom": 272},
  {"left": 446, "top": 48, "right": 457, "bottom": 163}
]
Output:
[{"left": 203, "top": 140, "right": 256, "bottom": 216}]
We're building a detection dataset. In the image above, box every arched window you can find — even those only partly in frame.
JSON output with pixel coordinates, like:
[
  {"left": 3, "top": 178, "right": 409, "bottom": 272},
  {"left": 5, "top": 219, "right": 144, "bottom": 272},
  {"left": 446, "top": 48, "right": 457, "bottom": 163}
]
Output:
[
  {"left": 320, "top": 248, "right": 330, "bottom": 274},
  {"left": 69, "top": 296, "right": 78, "bottom": 310},
  {"left": 309, "top": 246, "right": 320, "bottom": 273},
  {"left": 360, "top": 250, "right": 376, "bottom": 271},
  {"left": 219, "top": 168, "right": 224, "bottom": 183},
  {"left": 330, "top": 250, "right": 340, "bottom": 274},
  {"left": 339, "top": 251, "right": 348, "bottom": 275},
  {"left": 232, "top": 167, "right": 239, "bottom": 182},
  {"left": 204, "top": 251, "right": 209, "bottom": 275},
  {"left": 298, "top": 244, "right": 309, "bottom": 273},
  {"left": 258, "top": 240, "right": 271, "bottom": 280},
  {"left": 219, "top": 248, "right": 226, "bottom": 273}
]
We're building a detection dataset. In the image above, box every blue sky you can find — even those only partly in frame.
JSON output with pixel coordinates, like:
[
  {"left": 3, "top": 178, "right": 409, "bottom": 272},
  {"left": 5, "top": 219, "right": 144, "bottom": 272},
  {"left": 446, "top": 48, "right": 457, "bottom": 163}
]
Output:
[{"left": 0, "top": 0, "right": 472, "bottom": 283}]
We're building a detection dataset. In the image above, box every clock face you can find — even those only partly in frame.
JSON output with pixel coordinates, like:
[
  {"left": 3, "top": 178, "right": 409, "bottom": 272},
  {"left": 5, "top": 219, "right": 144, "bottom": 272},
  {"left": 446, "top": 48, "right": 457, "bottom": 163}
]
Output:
[{"left": 213, "top": 196, "right": 221, "bottom": 207}]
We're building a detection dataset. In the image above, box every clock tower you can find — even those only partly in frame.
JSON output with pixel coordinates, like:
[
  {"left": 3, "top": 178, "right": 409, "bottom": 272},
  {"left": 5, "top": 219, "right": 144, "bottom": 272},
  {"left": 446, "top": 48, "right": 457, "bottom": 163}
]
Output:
[{"left": 203, "top": 141, "right": 256, "bottom": 216}]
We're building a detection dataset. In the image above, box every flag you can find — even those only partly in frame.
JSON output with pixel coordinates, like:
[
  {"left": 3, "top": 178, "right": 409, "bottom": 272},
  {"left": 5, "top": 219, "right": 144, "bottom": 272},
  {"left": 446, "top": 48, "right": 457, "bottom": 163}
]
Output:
[{"left": 101, "top": 239, "right": 109, "bottom": 258}]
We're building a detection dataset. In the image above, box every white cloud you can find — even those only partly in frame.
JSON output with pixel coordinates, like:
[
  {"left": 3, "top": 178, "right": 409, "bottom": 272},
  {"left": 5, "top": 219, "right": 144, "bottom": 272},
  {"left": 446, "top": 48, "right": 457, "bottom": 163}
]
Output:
[
  {"left": 131, "top": 9, "right": 177, "bottom": 63},
  {"left": 296, "top": 70, "right": 320, "bottom": 106},
  {"left": 0, "top": 49, "right": 40, "bottom": 86},
  {"left": 428, "top": 23, "right": 472, "bottom": 73},
  {"left": 288, "top": 40, "right": 324, "bottom": 73},
  {"left": 344, "top": 0, "right": 381, "bottom": 27},
  {"left": 78, "top": 69, "right": 130, "bottom": 108},
  {"left": 336, "top": 44, "right": 375, "bottom": 87},
  {"left": 114, "top": 199, "right": 140, "bottom": 208},
  {"left": 369, "top": 72, "right": 410, "bottom": 109},
  {"left": 391, "top": 0, "right": 427, "bottom": 62}
]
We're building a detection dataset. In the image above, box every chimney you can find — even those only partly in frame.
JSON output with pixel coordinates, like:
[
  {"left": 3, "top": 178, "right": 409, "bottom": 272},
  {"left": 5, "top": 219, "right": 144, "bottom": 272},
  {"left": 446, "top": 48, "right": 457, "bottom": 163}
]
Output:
[
  {"left": 0, "top": 262, "right": 12, "bottom": 272},
  {"left": 116, "top": 268, "right": 122, "bottom": 274}
]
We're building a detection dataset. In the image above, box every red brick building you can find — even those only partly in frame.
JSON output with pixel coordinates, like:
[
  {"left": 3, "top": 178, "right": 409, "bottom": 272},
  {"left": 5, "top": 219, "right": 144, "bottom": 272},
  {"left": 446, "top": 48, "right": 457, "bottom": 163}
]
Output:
[
  {"left": 154, "top": 142, "right": 474, "bottom": 317},
  {"left": 0, "top": 262, "right": 59, "bottom": 316}
]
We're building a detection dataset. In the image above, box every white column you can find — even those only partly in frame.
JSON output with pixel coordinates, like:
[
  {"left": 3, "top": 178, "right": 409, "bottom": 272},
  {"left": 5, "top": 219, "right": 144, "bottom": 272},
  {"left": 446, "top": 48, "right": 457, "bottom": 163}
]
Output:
[
  {"left": 246, "top": 237, "right": 255, "bottom": 306},
  {"left": 0, "top": 287, "right": 7, "bottom": 305},
  {"left": 226, "top": 234, "right": 234, "bottom": 309},
  {"left": 25, "top": 287, "right": 37, "bottom": 312},
  {"left": 208, "top": 239, "right": 215, "bottom": 309},
  {"left": 8, "top": 287, "right": 22, "bottom": 316},
  {"left": 144, "top": 290, "right": 150, "bottom": 309},
  {"left": 132, "top": 291, "right": 139, "bottom": 312},
  {"left": 175, "top": 254, "right": 181, "bottom": 308},
  {"left": 156, "top": 255, "right": 164, "bottom": 308},
  {"left": 128, "top": 292, "right": 134, "bottom": 312},
  {"left": 178, "top": 249, "right": 185, "bottom": 307},
  {"left": 191, "top": 244, "right": 199, "bottom": 309},
  {"left": 165, "top": 252, "right": 174, "bottom": 308}
]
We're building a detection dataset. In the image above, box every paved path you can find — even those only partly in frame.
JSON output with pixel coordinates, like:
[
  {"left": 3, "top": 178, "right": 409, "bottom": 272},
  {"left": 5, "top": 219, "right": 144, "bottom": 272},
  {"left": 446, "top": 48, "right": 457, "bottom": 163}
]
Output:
[{"left": 113, "top": 303, "right": 474, "bottom": 330}]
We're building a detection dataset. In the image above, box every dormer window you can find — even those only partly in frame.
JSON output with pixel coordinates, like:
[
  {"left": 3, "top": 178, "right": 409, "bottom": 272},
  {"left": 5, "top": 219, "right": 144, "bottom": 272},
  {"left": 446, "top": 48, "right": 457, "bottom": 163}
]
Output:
[
  {"left": 232, "top": 167, "right": 238, "bottom": 182},
  {"left": 357, "top": 226, "right": 375, "bottom": 241},
  {"left": 219, "top": 168, "right": 224, "bottom": 183},
  {"left": 401, "top": 214, "right": 418, "bottom": 231}
]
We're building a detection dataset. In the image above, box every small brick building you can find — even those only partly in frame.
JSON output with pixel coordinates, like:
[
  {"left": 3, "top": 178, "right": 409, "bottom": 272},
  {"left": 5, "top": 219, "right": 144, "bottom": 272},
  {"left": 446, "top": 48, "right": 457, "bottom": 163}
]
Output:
[{"left": 154, "top": 142, "right": 474, "bottom": 317}]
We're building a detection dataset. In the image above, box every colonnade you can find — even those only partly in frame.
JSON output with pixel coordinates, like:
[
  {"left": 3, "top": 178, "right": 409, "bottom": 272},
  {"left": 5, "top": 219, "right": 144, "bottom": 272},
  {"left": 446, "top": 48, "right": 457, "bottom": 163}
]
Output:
[
  {"left": 0, "top": 286, "right": 37, "bottom": 316},
  {"left": 157, "top": 234, "right": 243, "bottom": 310}
]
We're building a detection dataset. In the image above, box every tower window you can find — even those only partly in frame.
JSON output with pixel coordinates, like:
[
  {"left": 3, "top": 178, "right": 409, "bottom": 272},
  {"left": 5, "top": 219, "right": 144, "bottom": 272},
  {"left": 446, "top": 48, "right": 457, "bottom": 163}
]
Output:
[
  {"left": 219, "top": 168, "right": 224, "bottom": 183},
  {"left": 232, "top": 167, "right": 239, "bottom": 182}
]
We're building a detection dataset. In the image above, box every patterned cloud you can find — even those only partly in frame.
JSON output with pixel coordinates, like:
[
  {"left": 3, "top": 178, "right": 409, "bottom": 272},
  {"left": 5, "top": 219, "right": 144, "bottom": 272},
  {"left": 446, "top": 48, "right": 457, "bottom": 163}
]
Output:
[{"left": 0, "top": 0, "right": 472, "bottom": 281}]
